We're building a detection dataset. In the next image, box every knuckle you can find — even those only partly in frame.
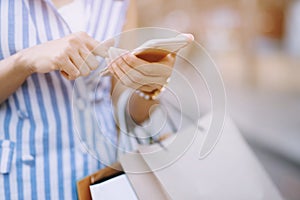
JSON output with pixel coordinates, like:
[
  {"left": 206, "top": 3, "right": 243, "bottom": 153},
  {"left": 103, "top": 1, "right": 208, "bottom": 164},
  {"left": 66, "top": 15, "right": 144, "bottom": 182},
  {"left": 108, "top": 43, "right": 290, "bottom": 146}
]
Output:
[
  {"left": 117, "top": 74, "right": 130, "bottom": 87},
  {"left": 114, "top": 59, "right": 123, "bottom": 68},
  {"left": 52, "top": 55, "right": 60, "bottom": 64},
  {"left": 123, "top": 55, "right": 135, "bottom": 66},
  {"left": 50, "top": 64, "right": 58, "bottom": 71},
  {"left": 120, "top": 77, "right": 128, "bottom": 86},
  {"left": 76, "top": 31, "right": 89, "bottom": 38},
  {"left": 132, "top": 75, "right": 143, "bottom": 84},
  {"left": 67, "top": 34, "right": 80, "bottom": 45},
  {"left": 139, "top": 66, "right": 152, "bottom": 75},
  {"left": 117, "top": 76, "right": 127, "bottom": 86},
  {"left": 80, "top": 49, "right": 89, "bottom": 58},
  {"left": 53, "top": 55, "right": 65, "bottom": 66},
  {"left": 64, "top": 46, "right": 75, "bottom": 53}
]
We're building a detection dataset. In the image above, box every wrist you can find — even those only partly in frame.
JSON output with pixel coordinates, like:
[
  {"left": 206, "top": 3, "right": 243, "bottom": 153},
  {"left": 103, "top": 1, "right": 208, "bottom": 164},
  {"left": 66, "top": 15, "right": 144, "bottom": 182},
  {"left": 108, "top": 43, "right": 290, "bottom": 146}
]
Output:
[
  {"left": 129, "top": 90, "right": 157, "bottom": 124},
  {"left": 14, "top": 49, "right": 36, "bottom": 76},
  {"left": 135, "top": 86, "right": 166, "bottom": 101},
  {"left": 135, "top": 77, "right": 170, "bottom": 100}
]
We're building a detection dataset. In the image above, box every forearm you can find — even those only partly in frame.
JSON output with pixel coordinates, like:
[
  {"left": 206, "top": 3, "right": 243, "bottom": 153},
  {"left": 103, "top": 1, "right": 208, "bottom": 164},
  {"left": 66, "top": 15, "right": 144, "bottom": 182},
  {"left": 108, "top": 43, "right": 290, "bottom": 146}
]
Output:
[
  {"left": 128, "top": 92, "right": 158, "bottom": 124},
  {"left": 0, "top": 52, "right": 32, "bottom": 103}
]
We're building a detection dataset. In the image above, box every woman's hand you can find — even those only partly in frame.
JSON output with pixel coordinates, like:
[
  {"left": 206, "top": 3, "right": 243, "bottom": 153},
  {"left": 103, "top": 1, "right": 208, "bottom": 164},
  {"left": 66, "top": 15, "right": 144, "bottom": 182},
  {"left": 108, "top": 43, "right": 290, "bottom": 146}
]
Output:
[
  {"left": 108, "top": 50, "right": 176, "bottom": 94},
  {"left": 19, "top": 32, "right": 111, "bottom": 80}
]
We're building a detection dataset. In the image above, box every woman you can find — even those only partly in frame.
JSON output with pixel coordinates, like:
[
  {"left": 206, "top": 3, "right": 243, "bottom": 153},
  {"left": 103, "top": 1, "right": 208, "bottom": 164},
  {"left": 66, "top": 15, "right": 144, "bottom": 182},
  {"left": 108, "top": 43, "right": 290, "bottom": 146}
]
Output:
[{"left": 0, "top": 0, "right": 174, "bottom": 199}]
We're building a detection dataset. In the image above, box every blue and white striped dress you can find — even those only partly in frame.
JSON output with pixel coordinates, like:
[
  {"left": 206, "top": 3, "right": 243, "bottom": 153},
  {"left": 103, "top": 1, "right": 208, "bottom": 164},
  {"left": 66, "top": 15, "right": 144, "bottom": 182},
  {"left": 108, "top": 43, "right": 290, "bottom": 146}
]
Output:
[{"left": 0, "top": 0, "right": 129, "bottom": 199}]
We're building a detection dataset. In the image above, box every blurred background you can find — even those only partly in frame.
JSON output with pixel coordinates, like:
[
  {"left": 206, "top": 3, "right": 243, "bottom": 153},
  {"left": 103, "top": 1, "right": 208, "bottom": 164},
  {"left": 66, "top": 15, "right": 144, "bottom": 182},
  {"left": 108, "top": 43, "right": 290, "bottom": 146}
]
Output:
[{"left": 135, "top": 0, "right": 300, "bottom": 199}]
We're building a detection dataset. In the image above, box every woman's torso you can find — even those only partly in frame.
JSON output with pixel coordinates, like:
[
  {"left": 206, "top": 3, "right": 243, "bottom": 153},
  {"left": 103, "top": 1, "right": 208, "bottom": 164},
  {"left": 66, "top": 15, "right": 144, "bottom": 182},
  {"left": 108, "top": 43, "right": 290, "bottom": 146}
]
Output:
[{"left": 0, "top": 0, "right": 128, "bottom": 199}]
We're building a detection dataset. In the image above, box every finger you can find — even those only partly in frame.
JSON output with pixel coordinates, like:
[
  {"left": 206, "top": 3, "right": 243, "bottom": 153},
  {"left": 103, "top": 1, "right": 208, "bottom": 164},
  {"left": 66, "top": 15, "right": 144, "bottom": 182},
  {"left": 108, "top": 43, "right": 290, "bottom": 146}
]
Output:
[
  {"left": 99, "top": 67, "right": 112, "bottom": 77},
  {"left": 122, "top": 54, "right": 171, "bottom": 77},
  {"left": 111, "top": 62, "right": 137, "bottom": 89},
  {"left": 108, "top": 47, "right": 129, "bottom": 61},
  {"left": 138, "top": 84, "right": 158, "bottom": 93},
  {"left": 59, "top": 58, "right": 80, "bottom": 80},
  {"left": 122, "top": 53, "right": 171, "bottom": 77},
  {"left": 74, "top": 32, "right": 114, "bottom": 57},
  {"left": 74, "top": 32, "right": 99, "bottom": 51},
  {"left": 121, "top": 54, "right": 155, "bottom": 76},
  {"left": 112, "top": 60, "right": 155, "bottom": 92},
  {"left": 70, "top": 53, "right": 91, "bottom": 76},
  {"left": 79, "top": 47, "right": 99, "bottom": 70},
  {"left": 122, "top": 53, "right": 149, "bottom": 69},
  {"left": 92, "top": 38, "right": 115, "bottom": 57},
  {"left": 115, "top": 57, "right": 146, "bottom": 85},
  {"left": 146, "top": 53, "right": 175, "bottom": 77},
  {"left": 118, "top": 58, "right": 168, "bottom": 86}
]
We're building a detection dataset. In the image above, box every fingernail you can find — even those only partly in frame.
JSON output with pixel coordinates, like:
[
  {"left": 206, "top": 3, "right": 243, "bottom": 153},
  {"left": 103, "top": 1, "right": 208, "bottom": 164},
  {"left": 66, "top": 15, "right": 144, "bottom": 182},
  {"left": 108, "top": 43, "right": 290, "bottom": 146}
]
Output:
[{"left": 184, "top": 33, "right": 194, "bottom": 41}]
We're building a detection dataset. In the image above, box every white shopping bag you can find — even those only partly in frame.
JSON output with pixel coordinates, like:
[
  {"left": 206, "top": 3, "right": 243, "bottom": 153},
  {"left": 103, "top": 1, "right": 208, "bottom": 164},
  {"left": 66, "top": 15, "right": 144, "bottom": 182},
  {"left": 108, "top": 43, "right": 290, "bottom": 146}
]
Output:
[{"left": 119, "top": 114, "right": 282, "bottom": 200}]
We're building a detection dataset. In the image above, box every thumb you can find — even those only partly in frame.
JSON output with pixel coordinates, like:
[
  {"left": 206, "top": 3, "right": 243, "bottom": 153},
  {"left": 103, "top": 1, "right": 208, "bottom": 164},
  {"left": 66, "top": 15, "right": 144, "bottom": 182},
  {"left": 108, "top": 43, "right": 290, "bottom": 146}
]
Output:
[{"left": 92, "top": 38, "right": 115, "bottom": 58}]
